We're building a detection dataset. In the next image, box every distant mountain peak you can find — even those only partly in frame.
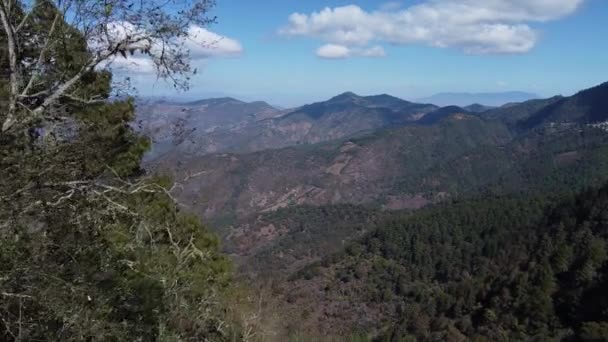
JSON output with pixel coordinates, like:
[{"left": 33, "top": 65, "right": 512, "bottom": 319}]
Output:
[
  {"left": 364, "top": 93, "right": 410, "bottom": 103},
  {"left": 283, "top": 91, "right": 436, "bottom": 122},
  {"left": 329, "top": 92, "right": 361, "bottom": 101},
  {"left": 419, "top": 91, "right": 539, "bottom": 107},
  {"left": 417, "top": 105, "right": 471, "bottom": 125},
  {"left": 464, "top": 103, "right": 495, "bottom": 113},
  {"left": 183, "top": 97, "right": 245, "bottom": 106}
]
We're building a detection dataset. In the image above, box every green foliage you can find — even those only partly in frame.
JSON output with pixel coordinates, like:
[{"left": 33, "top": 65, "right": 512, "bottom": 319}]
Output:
[
  {"left": 0, "top": 2, "right": 241, "bottom": 340},
  {"left": 0, "top": 181, "right": 237, "bottom": 340},
  {"left": 230, "top": 204, "right": 385, "bottom": 276},
  {"left": 395, "top": 124, "right": 608, "bottom": 199},
  {"left": 284, "top": 184, "right": 608, "bottom": 340}
]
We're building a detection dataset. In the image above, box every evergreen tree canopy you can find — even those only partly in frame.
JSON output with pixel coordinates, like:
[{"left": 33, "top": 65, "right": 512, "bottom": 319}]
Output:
[{"left": 0, "top": 1, "right": 242, "bottom": 340}]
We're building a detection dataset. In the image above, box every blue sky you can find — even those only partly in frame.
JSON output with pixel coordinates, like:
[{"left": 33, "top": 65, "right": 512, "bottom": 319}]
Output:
[{"left": 130, "top": 0, "right": 608, "bottom": 107}]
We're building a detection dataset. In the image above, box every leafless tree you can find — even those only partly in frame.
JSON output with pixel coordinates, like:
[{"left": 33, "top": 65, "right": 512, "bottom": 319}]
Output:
[{"left": 0, "top": 0, "right": 216, "bottom": 132}]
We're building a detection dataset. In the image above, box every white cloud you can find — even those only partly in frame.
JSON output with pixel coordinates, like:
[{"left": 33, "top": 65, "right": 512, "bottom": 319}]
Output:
[
  {"left": 100, "top": 56, "right": 156, "bottom": 74},
  {"left": 317, "top": 44, "right": 351, "bottom": 59},
  {"left": 316, "top": 44, "right": 386, "bottom": 59},
  {"left": 280, "top": 0, "right": 584, "bottom": 56},
  {"left": 186, "top": 26, "right": 244, "bottom": 58},
  {"left": 94, "top": 23, "right": 243, "bottom": 74}
]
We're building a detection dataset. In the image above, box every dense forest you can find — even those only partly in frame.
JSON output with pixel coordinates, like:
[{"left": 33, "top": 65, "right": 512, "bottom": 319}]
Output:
[
  {"left": 279, "top": 185, "right": 608, "bottom": 341},
  {"left": 2, "top": 1, "right": 608, "bottom": 341},
  {"left": 226, "top": 204, "right": 386, "bottom": 276}
]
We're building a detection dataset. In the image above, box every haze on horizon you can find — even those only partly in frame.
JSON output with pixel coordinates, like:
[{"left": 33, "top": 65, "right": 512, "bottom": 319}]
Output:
[{"left": 113, "top": 0, "right": 608, "bottom": 107}]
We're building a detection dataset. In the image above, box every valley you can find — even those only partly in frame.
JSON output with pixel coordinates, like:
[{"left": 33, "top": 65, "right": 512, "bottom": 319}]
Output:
[
  {"left": 144, "top": 82, "right": 608, "bottom": 225},
  {"left": 138, "top": 81, "right": 608, "bottom": 339},
  {"left": 3, "top": 1, "right": 607, "bottom": 341}
]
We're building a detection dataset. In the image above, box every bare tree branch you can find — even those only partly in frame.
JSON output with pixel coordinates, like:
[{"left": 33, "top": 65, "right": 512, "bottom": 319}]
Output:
[
  {"left": 21, "top": 13, "right": 62, "bottom": 97},
  {"left": 1, "top": 0, "right": 217, "bottom": 133},
  {"left": 61, "top": 93, "right": 105, "bottom": 104},
  {"left": 14, "top": 1, "right": 44, "bottom": 33},
  {"left": 32, "top": 57, "right": 100, "bottom": 116}
]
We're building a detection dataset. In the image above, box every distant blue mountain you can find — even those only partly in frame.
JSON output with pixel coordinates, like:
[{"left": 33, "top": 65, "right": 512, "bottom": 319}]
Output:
[{"left": 418, "top": 91, "right": 539, "bottom": 107}]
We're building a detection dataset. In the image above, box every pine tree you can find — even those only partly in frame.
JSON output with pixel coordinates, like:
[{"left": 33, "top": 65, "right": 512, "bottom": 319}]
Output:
[{"left": 0, "top": 2, "right": 242, "bottom": 340}]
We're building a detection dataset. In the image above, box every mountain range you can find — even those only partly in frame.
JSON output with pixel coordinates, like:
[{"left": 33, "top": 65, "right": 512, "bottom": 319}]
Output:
[
  {"left": 144, "top": 82, "right": 608, "bottom": 224},
  {"left": 136, "top": 81, "right": 608, "bottom": 340},
  {"left": 135, "top": 97, "right": 283, "bottom": 159},
  {"left": 418, "top": 91, "right": 540, "bottom": 107},
  {"left": 142, "top": 82, "right": 608, "bottom": 273},
  {"left": 137, "top": 92, "right": 439, "bottom": 159},
  {"left": 139, "top": 84, "right": 607, "bottom": 163}
]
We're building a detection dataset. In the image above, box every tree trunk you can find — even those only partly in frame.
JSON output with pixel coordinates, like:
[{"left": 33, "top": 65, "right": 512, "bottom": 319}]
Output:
[{"left": 0, "top": 2, "right": 20, "bottom": 132}]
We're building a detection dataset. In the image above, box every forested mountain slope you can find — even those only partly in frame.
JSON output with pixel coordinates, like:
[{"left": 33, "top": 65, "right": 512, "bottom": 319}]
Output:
[
  {"left": 478, "top": 81, "right": 608, "bottom": 129},
  {"left": 519, "top": 81, "right": 608, "bottom": 129},
  {"left": 142, "top": 92, "right": 438, "bottom": 158},
  {"left": 479, "top": 96, "right": 564, "bottom": 124},
  {"left": 135, "top": 97, "right": 282, "bottom": 159},
  {"left": 154, "top": 113, "right": 608, "bottom": 229},
  {"left": 153, "top": 115, "right": 514, "bottom": 223},
  {"left": 225, "top": 204, "right": 386, "bottom": 276},
  {"left": 274, "top": 183, "right": 608, "bottom": 341}
]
